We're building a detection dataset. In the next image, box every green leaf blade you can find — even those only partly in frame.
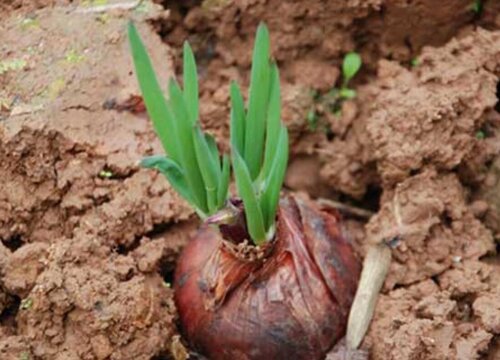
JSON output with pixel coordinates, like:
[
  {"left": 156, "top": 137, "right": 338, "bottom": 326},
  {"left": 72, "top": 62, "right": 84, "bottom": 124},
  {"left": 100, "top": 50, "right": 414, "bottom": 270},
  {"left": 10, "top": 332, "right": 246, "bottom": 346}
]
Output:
[
  {"left": 217, "top": 154, "right": 230, "bottom": 208},
  {"left": 140, "top": 155, "right": 197, "bottom": 210},
  {"left": 168, "top": 78, "right": 208, "bottom": 213},
  {"left": 339, "top": 88, "right": 357, "bottom": 99},
  {"left": 128, "top": 22, "right": 181, "bottom": 164},
  {"left": 193, "top": 126, "right": 220, "bottom": 214},
  {"left": 260, "top": 126, "right": 289, "bottom": 230},
  {"left": 342, "top": 52, "right": 362, "bottom": 82},
  {"left": 260, "top": 63, "right": 281, "bottom": 182},
  {"left": 244, "top": 23, "right": 271, "bottom": 179},
  {"left": 230, "top": 82, "right": 245, "bottom": 155},
  {"left": 183, "top": 41, "right": 199, "bottom": 124},
  {"left": 204, "top": 133, "right": 221, "bottom": 179},
  {"left": 232, "top": 151, "right": 266, "bottom": 244}
]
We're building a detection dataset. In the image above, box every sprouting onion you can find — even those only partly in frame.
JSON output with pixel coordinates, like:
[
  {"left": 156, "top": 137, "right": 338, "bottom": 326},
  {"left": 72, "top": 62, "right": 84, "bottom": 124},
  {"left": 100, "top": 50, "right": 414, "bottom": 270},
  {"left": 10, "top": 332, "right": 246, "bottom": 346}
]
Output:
[{"left": 129, "top": 22, "right": 360, "bottom": 360}]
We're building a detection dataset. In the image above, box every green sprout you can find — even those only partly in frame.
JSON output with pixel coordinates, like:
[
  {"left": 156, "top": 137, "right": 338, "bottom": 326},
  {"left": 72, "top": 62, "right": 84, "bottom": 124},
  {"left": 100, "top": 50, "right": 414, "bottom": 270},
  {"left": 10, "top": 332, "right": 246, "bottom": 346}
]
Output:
[
  {"left": 476, "top": 130, "right": 485, "bottom": 139},
  {"left": 230, "top": 24, "right": 289, "bottom": 244},
  {"left": 98, "top": 170, "right": 113, "bottom": 178},
  {"left": 128, "top": 23, "right": 287, "bottom": 245},
  {"left": 129, "top": 23, "right": 230, "bottom": 220},
  {"left": 327, "top": 52, "right": 362, "bottom": 110},
  {"left": 306, "top": 52, "right": 362, "bottom": 130},
  {"left": 471, "top": 0, "right": 483, "bottom": 14},
  {"left": 20, "top": 17, "right": 39, "bottom": 30},
  {"left": 410, "top": 57, "right": 420, "bottom": 67},
  {"left": 65, "top": 49, "right": 85, "bottom": 64},
  {"left": 0, "top": 59, "right": 27, "bottom": 75},
  {"left": 340, "top": 52, "right": 362, "bottom": 98},
  {"left": 20, "top": 297, "right": 33, "bottom": 310}
]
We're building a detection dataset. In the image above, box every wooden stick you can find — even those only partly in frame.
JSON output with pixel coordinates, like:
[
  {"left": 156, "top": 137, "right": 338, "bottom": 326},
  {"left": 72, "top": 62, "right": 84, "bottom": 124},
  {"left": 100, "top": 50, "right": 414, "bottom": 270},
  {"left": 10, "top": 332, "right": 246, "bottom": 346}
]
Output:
[{"left": 346, "top": 243, "right": 391, "bottom": 350}]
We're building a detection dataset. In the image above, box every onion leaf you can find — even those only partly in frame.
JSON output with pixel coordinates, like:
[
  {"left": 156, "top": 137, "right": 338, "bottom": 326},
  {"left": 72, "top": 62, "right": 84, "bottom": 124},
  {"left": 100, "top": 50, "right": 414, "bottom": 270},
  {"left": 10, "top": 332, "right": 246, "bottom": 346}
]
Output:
[
  {"left": 204, "top": 133, "right": 221, "bottom": 179},
  {"left": 129, "top": 22, "right": 229, "bottom": 217},
  {"left": 128, "top": 22, "right": 181, "bottom": 164},
  {"left": 230, "top": 82, "right": 245, "bottom": 156},
  {"left": 232, "top": 150, "right": 266, "bottom": 244},
  {"left": 168, "top": 78, "right": 208, "bottom": 213},
  {"left": 140, "top": 155, "right": 197, "bottom": 210},
  {"left": 260, "top": 126, "right": 288, "bottom": 230},
  {"left": 217, "top": 154, "right": 230, "bottom": 208},
  {"left": 183, "top": 41, "right": 199, "bottom": 124},
  {"left": 243, "top": 23, "right": 271, "bottom": 180},
  {"left": 260, "top": 63, "right": 281, "bottom": 183},
  {"left": 193, "top": 126, "right": 219, "bottom": 214}
]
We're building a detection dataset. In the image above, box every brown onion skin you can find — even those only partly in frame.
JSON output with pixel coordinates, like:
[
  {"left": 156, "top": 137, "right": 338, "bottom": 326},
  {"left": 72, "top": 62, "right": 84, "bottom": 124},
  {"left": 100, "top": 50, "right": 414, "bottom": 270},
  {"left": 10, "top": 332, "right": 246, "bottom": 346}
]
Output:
[{"left": 174, "top": 195, "right": 361, "bottom": 360}]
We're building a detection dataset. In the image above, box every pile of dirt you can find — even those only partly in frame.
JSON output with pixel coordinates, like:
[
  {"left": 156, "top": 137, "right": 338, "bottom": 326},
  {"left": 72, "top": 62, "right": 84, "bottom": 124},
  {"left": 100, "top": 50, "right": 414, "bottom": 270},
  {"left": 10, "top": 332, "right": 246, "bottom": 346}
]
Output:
[{"left": 0, "top": 0, "right": 499, "bottom": 359}]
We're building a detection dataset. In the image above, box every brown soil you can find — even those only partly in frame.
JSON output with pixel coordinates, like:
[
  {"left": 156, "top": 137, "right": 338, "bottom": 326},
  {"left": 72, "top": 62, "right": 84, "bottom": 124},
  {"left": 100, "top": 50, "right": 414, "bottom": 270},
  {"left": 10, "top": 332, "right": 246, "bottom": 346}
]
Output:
[{"left": 0, "top": 0, "right": 499, "bottom": 359}]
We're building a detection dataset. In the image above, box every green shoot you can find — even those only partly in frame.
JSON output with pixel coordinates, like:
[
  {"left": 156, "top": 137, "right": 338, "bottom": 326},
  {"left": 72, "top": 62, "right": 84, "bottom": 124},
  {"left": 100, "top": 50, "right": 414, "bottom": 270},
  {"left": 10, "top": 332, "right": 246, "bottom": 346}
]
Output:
[
  {"left": 243, "top": 24, "right": 271, "bottom": 180},
  {"left": 98, "top": 170, "right": 113, "bottom": 179},
  {"left": 128, "top": 22, "right": 228, "bottom": 218},
  {"left": 341, "top": 52, "right": 362, "bottom": 97},
  {"left": 410, "top": 57, "right": 420, "bottom": 67},
  {"left": 140, "top": 155, "right": 197, "bottom": 210},
  {"left": 129, "top": 22, "right": 288, "bottom": 246},
  {"left": 471, "top": 0, "right": 483, "bottom": 15},
  {"left": 232, "top": 151, "right": 267, "bottom": 243},
  {"left": 230, "top": 82, "right": 245, "bottom": 155},
  {"left": 307, "top": 51, "right": 362, "bottom": 130},
  {"left": 342, "top": 52, "right": 362, "bottom": 86},
  {"left": 20, "top": 298, "right": 33, "bottom": 310},
  {"left": 231, "top": 23, "right": 289, "bottom": 244}
]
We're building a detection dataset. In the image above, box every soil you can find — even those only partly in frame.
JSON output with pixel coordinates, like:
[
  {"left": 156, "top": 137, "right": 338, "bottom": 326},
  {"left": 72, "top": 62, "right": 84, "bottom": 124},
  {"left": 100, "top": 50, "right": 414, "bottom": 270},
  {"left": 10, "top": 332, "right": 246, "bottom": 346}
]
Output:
[{"left": 0, "top": 0, "right": 499, "bottom": 359}]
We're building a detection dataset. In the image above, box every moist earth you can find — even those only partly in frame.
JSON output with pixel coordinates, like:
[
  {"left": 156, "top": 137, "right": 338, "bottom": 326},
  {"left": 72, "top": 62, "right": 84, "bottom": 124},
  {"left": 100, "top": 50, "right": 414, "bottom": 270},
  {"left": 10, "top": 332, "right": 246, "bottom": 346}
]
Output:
[{"left": 0, "top": 0, "right": 499, "bottom": 359}]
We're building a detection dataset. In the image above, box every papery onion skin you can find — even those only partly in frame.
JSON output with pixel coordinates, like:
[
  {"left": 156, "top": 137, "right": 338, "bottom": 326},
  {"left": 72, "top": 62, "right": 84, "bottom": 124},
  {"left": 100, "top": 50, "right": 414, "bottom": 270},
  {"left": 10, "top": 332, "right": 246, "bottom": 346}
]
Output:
[{"left": 174, "top": 195, "right": 361, "bottom": 360}]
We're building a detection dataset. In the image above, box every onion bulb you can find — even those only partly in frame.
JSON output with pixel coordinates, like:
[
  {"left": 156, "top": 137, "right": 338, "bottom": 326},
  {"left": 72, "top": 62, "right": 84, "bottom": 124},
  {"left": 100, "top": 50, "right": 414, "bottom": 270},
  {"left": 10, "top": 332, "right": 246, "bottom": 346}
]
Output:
[{"left": 175, "top": 195, "right": 360, "bottom": 359}]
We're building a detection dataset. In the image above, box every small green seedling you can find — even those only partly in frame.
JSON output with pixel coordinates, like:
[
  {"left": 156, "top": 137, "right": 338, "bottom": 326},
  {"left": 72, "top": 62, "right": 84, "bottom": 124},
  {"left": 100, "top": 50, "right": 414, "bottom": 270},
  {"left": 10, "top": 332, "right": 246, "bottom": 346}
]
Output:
[
  {"left": 306, "top": 52, "right": 362, "bottom": 131},
  {"left": 327, "top": 52, "right": 362, "bottom": 112},
  {"left": 65, "top": 49, "right": 85, "bottom": 64},
  {"left": 129, "top": 22, "right": 288, "bottom": 245},
  {"left": 340, "top": 52, "right": 362, "bottom": 99},
  {"left": 98, "top": 170, "right": 113, "bottom": 178},
  {"left": 0, "top": 59, "right": 27, "bottom": 75},
  {"left": 471, "top": 0, "right": 483, "bottom": 14},
  {"left": 476, "top": 130, "right": 485, "bottom": 139},
  {"left": 20, "top": 297, "right": 33, "bottom": 310},
  {"left": 230, "top": 24, "right": 289, "bottom": 244},
  {"left": 20, "top": 17, "right": 39, "bottom": 30},
  {"left": 410, "top": 57, "right": 420, "bottom": 67}
]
